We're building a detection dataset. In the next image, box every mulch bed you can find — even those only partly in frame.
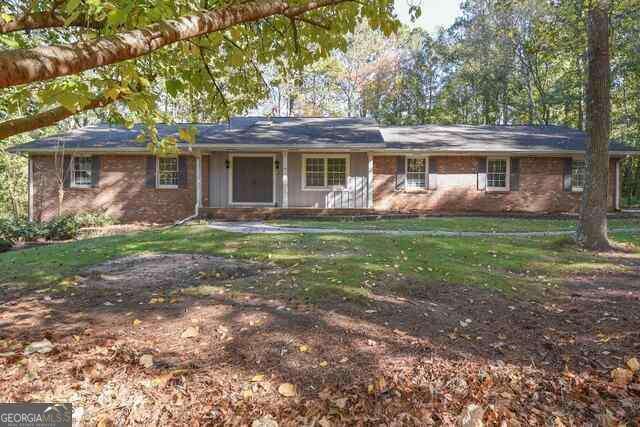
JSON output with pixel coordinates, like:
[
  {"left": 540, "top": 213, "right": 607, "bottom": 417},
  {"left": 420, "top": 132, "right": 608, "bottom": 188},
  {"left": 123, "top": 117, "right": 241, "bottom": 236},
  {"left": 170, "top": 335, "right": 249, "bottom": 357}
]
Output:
[{"left": 1, "top": 253, "right": 639, "bottom": 425}]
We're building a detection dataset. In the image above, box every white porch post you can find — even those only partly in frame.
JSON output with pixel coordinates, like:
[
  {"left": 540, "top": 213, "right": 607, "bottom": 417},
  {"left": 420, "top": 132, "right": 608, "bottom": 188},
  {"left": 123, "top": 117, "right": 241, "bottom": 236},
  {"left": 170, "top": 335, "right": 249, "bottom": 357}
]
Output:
[
  {"left": 367, "top": 153, "right": 374, "bottom": 209},
  {"left": 616, "top": 158, "right": 621, "bottom": 211},
  {"left": 28, "top": 156, "right": 33, "bottom": 222},
  {"left": 282, "top": 151, "right": 289, "bottom": 208},
  {"left": 196, "top": 155, "right": 202, "bottom": 214}
]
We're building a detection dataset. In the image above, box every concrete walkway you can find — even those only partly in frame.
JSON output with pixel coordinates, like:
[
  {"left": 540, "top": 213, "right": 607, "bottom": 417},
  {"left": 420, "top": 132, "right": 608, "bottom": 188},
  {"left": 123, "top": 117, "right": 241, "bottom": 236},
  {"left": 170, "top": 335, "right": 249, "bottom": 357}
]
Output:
[{"left": 208, "top": 221, "right": 640, "bottom": 237}]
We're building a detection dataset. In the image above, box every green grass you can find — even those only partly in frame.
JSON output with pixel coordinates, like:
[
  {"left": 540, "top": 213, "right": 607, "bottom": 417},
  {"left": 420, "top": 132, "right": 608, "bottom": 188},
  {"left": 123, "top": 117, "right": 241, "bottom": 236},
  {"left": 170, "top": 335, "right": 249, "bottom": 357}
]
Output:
[
  {"left": 1, "top": 225, "right": 639, "bottom": 305},
  {"left": 268, "top": 216, "right": 640, "bottom": 233}
]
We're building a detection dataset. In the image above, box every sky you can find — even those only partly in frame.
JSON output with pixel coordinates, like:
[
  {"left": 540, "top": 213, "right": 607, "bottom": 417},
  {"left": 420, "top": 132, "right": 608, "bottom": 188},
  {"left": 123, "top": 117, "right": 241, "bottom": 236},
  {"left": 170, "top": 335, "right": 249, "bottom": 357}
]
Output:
[{"left": 394, "top": 0, "right": 461, "bottom": 34}]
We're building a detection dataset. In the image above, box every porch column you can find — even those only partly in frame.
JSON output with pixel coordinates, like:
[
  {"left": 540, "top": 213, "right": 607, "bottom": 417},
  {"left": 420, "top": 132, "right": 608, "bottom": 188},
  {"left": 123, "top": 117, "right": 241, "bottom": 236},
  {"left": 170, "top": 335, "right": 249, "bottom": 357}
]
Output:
[
  {"left": 28, "top": 155, "right": 33, "bottom": 222},
  {"left": 196, "top": 155, "right": 202, "bottom": 212},
  {"left": 282, "top": 151, "right": 289, "bottom": 208},
  {"left": 367, "top": 153, "right": 374, "bottom": 209},
  {"left": 615, "top": 158, "right": 621, "bottom": 211}
]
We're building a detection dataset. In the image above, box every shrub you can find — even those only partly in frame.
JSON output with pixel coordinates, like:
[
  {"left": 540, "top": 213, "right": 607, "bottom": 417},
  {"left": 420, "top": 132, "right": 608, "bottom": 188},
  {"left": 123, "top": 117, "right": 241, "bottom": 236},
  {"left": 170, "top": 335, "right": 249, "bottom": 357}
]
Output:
[
  {"left": 0, "top": 217, "right": 47, "bottom": 242},
  {"left": 75, "top": 211, "right": 116, "bottom": 228},
  {"left": 45, "top": 215, "right": 82, "bottom": 240},
  {"left": 0, "top": 238, "right": 12, "bottom": 253}
]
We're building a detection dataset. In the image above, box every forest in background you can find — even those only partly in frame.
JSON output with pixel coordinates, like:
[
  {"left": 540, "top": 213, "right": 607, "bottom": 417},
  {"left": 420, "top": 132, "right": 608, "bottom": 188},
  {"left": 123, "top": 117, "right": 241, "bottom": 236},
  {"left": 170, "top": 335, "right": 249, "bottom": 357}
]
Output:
[{"left": 1, "top": 0, "right": 640, "bottom": 218}]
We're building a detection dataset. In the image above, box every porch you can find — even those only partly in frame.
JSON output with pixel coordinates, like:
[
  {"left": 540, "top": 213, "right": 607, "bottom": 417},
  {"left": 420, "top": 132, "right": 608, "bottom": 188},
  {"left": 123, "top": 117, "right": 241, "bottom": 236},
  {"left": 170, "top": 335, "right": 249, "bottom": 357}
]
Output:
[{"left": 194, "top": 151, "right": 375, "bottom": 215}]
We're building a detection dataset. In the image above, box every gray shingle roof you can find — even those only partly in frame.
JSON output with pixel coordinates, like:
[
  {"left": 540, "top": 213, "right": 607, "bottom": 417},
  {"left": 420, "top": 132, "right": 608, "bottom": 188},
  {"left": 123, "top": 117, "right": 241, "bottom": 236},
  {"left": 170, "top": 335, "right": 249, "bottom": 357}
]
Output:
[
  {"left": 381, "top": 124, "right": 636, "bottom": 153},
  {"left": 10, "top": 117, "right": 384, "bottom": 151},
  {"left": 7, "top": 118, "right": 639, "bottom": 154}
]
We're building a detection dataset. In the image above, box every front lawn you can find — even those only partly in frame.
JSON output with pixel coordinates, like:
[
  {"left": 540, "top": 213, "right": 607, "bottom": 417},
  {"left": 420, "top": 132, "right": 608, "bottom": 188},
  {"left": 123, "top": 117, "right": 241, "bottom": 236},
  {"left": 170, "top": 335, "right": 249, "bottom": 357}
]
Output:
[
  {"left": 268, "top": 215, "right": 640, "bottom": 233},
  {"left": 1, "top": 224, "right": 639, "bottom": 298},
  {"left": 1, "top": 225, "right": 639, "bottom": 424}
]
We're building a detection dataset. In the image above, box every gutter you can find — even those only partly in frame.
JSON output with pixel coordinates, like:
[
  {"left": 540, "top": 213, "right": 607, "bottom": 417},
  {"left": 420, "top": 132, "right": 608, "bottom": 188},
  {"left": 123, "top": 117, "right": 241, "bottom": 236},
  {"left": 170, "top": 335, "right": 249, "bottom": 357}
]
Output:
[{"left": 8, "top": 145, "right": 639, "bottom": 157}]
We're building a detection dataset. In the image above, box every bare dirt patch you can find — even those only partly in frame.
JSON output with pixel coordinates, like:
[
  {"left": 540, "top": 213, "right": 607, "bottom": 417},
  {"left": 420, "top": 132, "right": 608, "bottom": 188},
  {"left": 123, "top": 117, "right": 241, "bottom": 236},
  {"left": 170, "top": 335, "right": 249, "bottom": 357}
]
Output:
[{"left": 82, "top": 253, "right": 272, "bottom": 290}]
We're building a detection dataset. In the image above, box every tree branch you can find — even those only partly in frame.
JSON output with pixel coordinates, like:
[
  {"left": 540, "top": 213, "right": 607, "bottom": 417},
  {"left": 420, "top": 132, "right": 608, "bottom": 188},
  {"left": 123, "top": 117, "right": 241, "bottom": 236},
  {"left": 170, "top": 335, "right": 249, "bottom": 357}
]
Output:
[
  {"left": 0, "top": 0, "right": 351, "bottom": 89},
  {"left": 197, "top": 47, "right": 231, "bottom": 124},
  {"left": 0, "top": 93, "right": 122, "bottom": 139}
]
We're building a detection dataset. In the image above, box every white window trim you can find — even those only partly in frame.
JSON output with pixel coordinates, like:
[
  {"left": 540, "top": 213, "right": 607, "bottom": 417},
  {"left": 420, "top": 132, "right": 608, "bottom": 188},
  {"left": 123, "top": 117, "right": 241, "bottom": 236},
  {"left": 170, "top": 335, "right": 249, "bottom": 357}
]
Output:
[
  {"left": 156, "top": 156, "right": 179, "bottom": 189},
  {"left": 571, "top": 157, "right": 585, "bottom": 193},
  {"left": 404, "top": 156, "right": 429, "bottom": 191},
  {"left": 70, "top": 155, "right": 92, "bottom": 189},
  {"left": 301, "top": 154, "right": 350, "bottom": 191},
  {"left": 486, "top": 157, "right": 510, "bottom": 192}
]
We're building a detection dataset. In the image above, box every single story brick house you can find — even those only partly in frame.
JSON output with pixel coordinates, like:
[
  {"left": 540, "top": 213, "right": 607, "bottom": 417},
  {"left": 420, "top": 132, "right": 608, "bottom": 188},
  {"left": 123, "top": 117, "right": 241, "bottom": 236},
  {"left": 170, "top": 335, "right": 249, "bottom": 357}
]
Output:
[{"left": 8, "top": 117, "right": 639, "bottom": 223}]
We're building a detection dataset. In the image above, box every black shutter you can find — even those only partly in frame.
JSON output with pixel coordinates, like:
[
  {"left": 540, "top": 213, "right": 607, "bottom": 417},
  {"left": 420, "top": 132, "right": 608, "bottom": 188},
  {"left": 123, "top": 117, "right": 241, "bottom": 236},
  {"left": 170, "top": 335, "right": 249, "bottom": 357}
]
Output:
[
  {"left": 510, "top": 158, "right": 520, "bottom": 191},
  {"left": 395, "top": 156, "right": 405, "bottom": 191},
  {"left": 563, "top": 158, "right": 573, "bottom": 192},
  {"left": 178, "top": 156, "right": 188, "bottom": 188},
  {"left": 145, "top": 156, "right": 156, "bottom": 188},
  {"left": 91, "top": 156, "right": 101, "bottom": 188},
  {"left": 428, "top": 157, "right": 438, "bottom": 190},
  {"left": 63, "top": 155, "right": 71, "bottom": 188},
  {"left": 477, "top": 156, "right": 487, "bottom": 191}
]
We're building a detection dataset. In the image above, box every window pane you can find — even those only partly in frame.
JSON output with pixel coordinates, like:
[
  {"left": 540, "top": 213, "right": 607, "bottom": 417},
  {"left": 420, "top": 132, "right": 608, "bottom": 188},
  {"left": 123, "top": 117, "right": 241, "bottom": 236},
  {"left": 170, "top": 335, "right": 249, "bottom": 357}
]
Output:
[
  {"left": 407, "top": 158, "right": 426, "bottom": 188},
  {"left": 572, "top": 160, "right": 585, "bottom": 189},
  {"left": 305, "top": 158, "right": 325, "bottom": 187},
  {"left": 327, "top": 158, "right": 346, "bottom": 186},
  {"left": 73, "top": 157, "right": 92, "bottom": 186},
  {"left": 487, "top": 159, "right": 507, "bottom": 188},
  {"left": 159, "top": 158, "right": 178, "bottom": 186}
]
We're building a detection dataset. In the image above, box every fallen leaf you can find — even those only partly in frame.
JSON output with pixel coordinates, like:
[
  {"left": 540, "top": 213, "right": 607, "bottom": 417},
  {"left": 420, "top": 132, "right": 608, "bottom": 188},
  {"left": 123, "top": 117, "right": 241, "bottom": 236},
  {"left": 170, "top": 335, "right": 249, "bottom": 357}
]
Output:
[
  {"left": 97, "top": 416, "right": 115, "bottom": 427},
  {"left": 24, "top": 339, "right": 54, "bottom": 355},
  {"left": 299, "top": 344, "right": 310, "bottom": 353},
  {"left": 251, "top": 415, "right": 278, "bottom": 427},
  {"left": 319, "top": 361, "right": 328, "bottom": 368},
  {"left": 250, "top": 374, "right": 265, "bottom": 382},
  {"left": 133, "top": 319, "right": 142, "bottom": 326},
  {"left": 333, "top": 397, "right": 348, "bottom": 409},
  {"left": 181, "top": 326, "right": 199, "bottom": 339},
  {"left": 611, "top": 368, "right": 633, "bottom": 386},
  {"left": 278, "top": 383, "right": 297, "bottom": 397},
  {"left": 139, "top": 354, "right": 154, "bottom": 369},
  {"left": 626, "top": 357, "right": 639, "bottom": 373},
  {"left": 458, "top": 403, "right": 485, "bottom": 427},
  {"left": 242, "top": 388, "right": 253, "bottom": 399}
]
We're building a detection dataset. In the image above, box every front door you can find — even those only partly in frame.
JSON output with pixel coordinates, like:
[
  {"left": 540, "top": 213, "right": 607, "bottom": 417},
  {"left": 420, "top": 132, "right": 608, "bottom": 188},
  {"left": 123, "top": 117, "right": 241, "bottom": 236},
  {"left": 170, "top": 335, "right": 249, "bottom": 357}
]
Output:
[{"left": 232, "top": 156, "right": 274, "bottom": 204}]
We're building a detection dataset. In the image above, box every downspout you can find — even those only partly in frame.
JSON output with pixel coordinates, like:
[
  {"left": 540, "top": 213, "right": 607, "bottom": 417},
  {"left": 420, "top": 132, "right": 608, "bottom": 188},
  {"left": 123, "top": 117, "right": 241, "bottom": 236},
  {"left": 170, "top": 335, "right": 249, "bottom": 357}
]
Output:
[
  {"left": 27, "top": 154, "right": 33, "bottom": 222},
  {"left": 175, "top": 155, "right": 203, "bottom": 226},
  {"left": 615, "top": 157, "right": 622, "bottom": 211}
]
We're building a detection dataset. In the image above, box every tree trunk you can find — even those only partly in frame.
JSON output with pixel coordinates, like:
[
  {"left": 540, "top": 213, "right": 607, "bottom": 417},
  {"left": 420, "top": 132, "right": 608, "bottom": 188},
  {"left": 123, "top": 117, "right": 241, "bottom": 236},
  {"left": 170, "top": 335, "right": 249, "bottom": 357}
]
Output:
[{"left": 576, "top": 0, "right": 611, "bottom": 250}]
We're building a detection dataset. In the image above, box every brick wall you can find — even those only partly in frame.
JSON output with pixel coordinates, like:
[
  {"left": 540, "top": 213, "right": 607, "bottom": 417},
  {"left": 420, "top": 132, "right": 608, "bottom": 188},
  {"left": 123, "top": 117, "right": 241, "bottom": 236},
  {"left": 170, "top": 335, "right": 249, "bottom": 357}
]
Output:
[
  {"left": 373, "top": 156, "right": 618, "bottom": 213},
  {"left": 32, "top": 154, "right": 196, "bottom": 223}
]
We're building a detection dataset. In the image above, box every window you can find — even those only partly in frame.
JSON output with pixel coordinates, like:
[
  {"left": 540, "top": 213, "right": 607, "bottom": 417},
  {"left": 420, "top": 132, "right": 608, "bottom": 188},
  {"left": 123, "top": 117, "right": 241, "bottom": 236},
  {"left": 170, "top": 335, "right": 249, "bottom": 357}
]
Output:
[
  {"left": 305, "top": 158, "right": 325, "bottom": 187},
  {"left": 327, "top": 158, "right": 347, "bottom": 186},
  {"left": 157, "top": 157, "right": 178, "bottom": 188},
  {"left": 487, "top": 158, "right": 509, "bottom": 191},
  {"left": 406, "top": 157, "right": 427, "bottom": 189},
  {"left": 71, "top": 156, "right": 92, "bottom": 188},
  {"left": 572, "top": 160, "right": 585, "bottom": 191},
  {"left": 302, "top": 155, "right": 349, "bottom": 190}
]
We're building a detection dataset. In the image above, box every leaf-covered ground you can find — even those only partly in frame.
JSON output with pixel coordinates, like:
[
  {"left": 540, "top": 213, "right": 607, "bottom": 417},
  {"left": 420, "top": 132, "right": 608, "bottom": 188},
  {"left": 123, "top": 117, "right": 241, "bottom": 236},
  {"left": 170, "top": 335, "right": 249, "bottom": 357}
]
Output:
[{"left": 1, "top": 224, "right": 639, "bottom": 425}]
